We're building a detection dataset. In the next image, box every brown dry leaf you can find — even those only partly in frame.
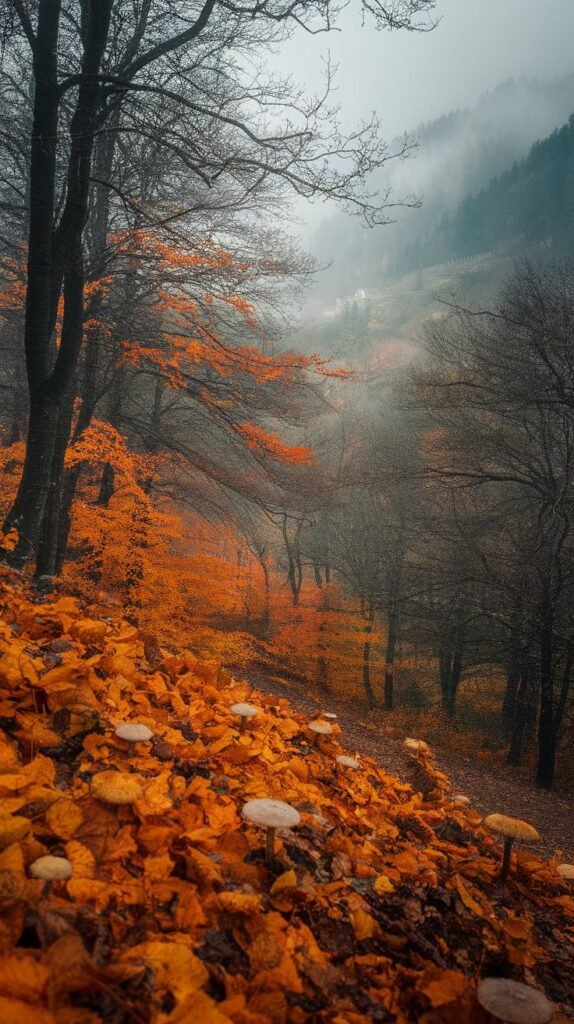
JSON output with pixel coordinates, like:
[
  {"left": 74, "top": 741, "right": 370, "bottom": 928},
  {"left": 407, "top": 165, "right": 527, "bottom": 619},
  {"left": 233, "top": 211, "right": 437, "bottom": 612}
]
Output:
[
  {"left": 119, "top": 940, "right": 208, "bottom": 1001},
  {"left": 419, "top": 968, "right": 469, "bottom": 1008},
  {"left": 453, "top": 874, "right": 488, "bottom": 919},
  {"left": 45, "top": 799, "right": 84, "bottom": 840},
  {"left": 214, "top": 891, "right": 263, "bottom": 915}
]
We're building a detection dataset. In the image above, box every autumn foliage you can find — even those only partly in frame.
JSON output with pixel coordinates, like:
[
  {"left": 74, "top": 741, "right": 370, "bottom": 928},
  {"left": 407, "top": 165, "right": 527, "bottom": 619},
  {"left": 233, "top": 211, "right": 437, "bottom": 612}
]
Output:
[{"left": 0, "top": 571, "right": 572, "bottom": 1023}]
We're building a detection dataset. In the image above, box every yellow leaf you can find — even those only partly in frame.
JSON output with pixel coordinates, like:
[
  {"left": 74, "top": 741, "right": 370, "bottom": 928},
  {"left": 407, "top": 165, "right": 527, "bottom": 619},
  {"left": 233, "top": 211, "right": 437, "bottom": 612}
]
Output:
[
  {"left": 271, "top": 869, "right": 297, "bottom": 895},
  {"left": 351, "top": 908, "right": 378, "bottom": 941},
  {"left": 373, "top": 875, "right": 394, "bottom": 895}
]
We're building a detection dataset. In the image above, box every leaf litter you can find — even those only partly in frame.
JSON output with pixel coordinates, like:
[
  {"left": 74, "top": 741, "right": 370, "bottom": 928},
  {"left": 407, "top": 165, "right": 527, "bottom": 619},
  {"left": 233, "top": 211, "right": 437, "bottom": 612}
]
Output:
[{"left": 0, "top": 571, "right": 572, "bottom": 1023}]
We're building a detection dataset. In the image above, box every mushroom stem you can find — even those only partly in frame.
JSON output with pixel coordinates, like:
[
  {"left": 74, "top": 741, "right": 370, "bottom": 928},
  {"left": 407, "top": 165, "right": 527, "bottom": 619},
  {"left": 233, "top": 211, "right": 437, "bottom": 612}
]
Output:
[
  {"left": 265, "top": 826, "right": 276, "bottom": 863},
  {"left": 239, "top": 717, "right": 247, "bottom": 734},
  {"left": 499, "top": 837, "right": 513, "bottom": 882}
]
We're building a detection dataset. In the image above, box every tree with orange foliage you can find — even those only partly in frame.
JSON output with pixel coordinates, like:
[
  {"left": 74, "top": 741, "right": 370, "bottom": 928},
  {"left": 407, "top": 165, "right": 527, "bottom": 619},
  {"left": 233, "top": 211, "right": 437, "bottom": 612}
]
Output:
[{"left": 0, "top": 0, "right": 435, "bottom": 577}]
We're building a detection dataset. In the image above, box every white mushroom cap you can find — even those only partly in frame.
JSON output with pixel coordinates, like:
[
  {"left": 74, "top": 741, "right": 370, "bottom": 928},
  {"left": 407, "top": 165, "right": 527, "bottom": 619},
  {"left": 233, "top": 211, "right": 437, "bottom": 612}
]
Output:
[
  {"left": 336, "top": 755, "right": 359, "bottom": 769},
  {"left": 115, "top": 723, "right": 153, "bottom": 743},
  {"left": 557, "top": 863, "right": 574, "bottom": 880},
  {"left": 29, "top": 855, "right": 73, "bottom": 882},
  {"left": 477, "top": 978, "right": 553, "bottom": 1024},
  {"left": 452, "top": 794, "right": 471, "bottom": 806},
  {"left": 242, "top": 798, "right": 301, "bottom": 830},
  {"left": 230, "top": 703, "right": 259, "bottom": 719},
  {"left": 403, "top": 737, "right": 430, "bottom": 755},
  {"left": 323, "top": 712, "right": 338, "bottom": 720},
  {"left": 308, "top": 719, "right": 333, "bottom": 735}
]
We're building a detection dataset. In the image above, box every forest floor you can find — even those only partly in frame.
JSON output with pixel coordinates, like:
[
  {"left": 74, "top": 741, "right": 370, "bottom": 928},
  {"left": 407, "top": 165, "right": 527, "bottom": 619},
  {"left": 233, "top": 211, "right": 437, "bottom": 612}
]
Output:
[
  {"left": 243, "top": 670, "right": 574, "bottom": 864},
  {"left": 2, "top": 573, "right": 574, "bottom": 1022}
]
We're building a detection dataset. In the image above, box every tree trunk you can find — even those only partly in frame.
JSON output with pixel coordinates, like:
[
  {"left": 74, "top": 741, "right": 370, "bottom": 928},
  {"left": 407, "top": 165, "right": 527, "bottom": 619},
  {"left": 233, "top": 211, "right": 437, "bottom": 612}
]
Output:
[
  {"left": 53, "top": 111, "right": 121, "bottom": 572},
  {"left": 36, "top": 385, "right": 76, "bottom": 577},
  {"left": 94, "top": 463, "right": 114, "bottom": 508},
  {"left": 502, "top": 601, "right": 522, "bottom": 730},
  {"left": 3, "top": 0, "right": 63, "bottom": 561},
  {"left": 507, "top": 662, "right": 530, "bottom": 766},
  {"left": 362, "top": 607, "right": 377, "bottom": 708},
  {"left": 259, "top": 559, "right": 271, "bottom": 633},
  {"left": 502, "top": 662, "right": 520, "bottom": 734},
  {"left": 384, "top": 604, "right": 397, "bottom": 710},
  {"left": 536, "top": 602, "right": 556, "bottom": 789},
  {"left": 282, "top": 515, "right": 303, "bottom": 607},
  {"left": 36, "top": 239, "right": 85, "bottom": 577},
  {"left": 3, "top": 0, "right": 114, "bottom": 570},
  {"left": 438, "top": 605, "right": 466, "bottom": 717},
  {"left": 5, "top": 394, "right": 61, "bottom": 561}
]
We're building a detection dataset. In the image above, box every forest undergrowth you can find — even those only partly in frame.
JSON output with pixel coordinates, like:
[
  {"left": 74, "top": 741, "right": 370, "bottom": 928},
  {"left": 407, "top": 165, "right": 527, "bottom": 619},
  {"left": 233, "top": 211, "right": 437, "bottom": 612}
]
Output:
[{"left": 0, "top": 569, "right": 572, "bottom": 1023}]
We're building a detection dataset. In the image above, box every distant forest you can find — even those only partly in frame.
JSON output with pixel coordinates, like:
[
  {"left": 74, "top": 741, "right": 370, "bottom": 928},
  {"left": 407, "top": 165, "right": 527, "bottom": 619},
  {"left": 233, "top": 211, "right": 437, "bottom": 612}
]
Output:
[
  {"left": 391, "top": 114, "right": 574, "bottom": 276},
  {"left": 308, "top": 77, "right": 574, "bottom": 301}
]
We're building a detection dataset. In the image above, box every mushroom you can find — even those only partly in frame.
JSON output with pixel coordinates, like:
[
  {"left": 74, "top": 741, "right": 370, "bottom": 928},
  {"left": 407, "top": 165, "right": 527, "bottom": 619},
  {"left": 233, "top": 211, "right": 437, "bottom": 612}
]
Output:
[
  {"left": 29, "top": 854, "right": 73, "bottom": 897},
  {"left": 242, "top": 797, "right": 301, "bottom": 864},
  {"left": 477, "top": 977, "right": 553, "bottom": 1024},
  {"left": 482, "top": 813, "right": 540, "bottom": 882},
  {"left": 336, "top": 755, "right": 359, "bottom": 771},
  {"left": 308, "top": 719, "right": 333, "bottom": 745},
  {"left": 403, "top": 737, "right": 430, "bottom": 755},
  {"left": 323, "top": 712, "right": 338, "bottom": 720},
  {"left": 557, "top": 863, "right": 574, "bottom": 881},
  {"left": 230, "top": 702, "right": 259, "bottom": 733},
  {"left": 452, "top": 794, "right": 471, "bottom": 807},
  {"left": 114, "top": 722, "right": 153, "bottom": 753},
  {"left": 91, "top": 770, "right": 143, "bottom": 805}
]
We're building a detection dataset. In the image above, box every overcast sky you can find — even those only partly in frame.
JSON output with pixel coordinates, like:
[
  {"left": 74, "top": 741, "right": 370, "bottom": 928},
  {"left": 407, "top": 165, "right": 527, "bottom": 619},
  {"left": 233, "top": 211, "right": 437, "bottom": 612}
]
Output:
[{"left": 275, "top": 0, "right": 574, "bottom": 138}]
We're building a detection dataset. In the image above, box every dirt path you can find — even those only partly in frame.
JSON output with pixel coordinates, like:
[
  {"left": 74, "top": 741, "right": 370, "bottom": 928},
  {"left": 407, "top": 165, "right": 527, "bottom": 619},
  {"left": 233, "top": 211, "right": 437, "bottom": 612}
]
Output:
[{"left": 243, "top": 670, "right": 574, "bottom": 864}]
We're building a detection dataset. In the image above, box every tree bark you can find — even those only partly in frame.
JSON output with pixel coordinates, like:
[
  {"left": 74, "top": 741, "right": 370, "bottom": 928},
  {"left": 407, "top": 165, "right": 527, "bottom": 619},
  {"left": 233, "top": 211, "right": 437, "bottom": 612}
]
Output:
[
  {"left": 362, "top": 606, "right": 377, "bottom": 708},
  {"left": 502, "top": 600, "right": 523, "bottom": 730},
  {"left": 536, "top": 599, "right": 556, "bottom": 789},
  {"left": 384, "top": 603, "right": 398, "bottom": 710},
  {"left": 3, "top": 0, "right": 114, "bottom": 569},
  {"left": 507, "top": 660, "right": 530, "bottom": 766},
  {"left": 3, "top": 0, "right": 63, "bottom": 560}
]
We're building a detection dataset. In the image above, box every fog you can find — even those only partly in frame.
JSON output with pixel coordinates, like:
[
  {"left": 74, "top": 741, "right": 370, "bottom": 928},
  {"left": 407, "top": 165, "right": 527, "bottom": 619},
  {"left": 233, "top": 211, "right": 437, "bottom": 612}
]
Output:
[{"left": 273, "top": 0, "right": 574, "bottom": 237}]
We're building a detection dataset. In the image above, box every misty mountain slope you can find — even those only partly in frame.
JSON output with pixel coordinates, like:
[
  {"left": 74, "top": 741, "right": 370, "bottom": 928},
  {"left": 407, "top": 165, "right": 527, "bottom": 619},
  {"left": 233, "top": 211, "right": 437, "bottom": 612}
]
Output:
[
  {"left": 305, "top": 74, "right": 574, "bottom": 311},
  {"left": 293, "top": 76, "right": 574, "bottom": 364},
  {"left": 416, "top": 115, "right": 574, "bottom": 265}
]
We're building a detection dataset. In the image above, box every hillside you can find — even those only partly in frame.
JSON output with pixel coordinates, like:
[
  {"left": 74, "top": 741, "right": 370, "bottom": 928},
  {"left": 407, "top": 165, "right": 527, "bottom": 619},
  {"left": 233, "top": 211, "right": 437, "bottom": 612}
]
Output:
[
  {"left": 0, "top": 571, "right": 572, "bottom": 1023},
  {"left": 304, "top": 75, "right": 574, "bottom": 313},
  {"left": 393, "top": 115, "right": 574, "bottom": 275}
]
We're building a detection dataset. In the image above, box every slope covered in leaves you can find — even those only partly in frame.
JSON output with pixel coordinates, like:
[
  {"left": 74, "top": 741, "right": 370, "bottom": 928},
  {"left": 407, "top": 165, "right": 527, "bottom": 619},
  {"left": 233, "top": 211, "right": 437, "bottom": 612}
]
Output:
[{"left": 0, "top": 572, "right": 572, "bottom": 1024}]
